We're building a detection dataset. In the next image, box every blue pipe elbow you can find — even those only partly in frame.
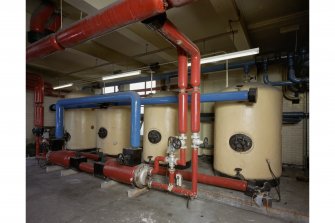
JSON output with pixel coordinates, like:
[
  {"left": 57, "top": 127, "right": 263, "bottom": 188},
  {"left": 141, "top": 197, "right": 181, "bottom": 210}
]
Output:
[
  {"left": 262, "top": 58, "right": 294, "bottom": 86},
  {"left": 287, "top": 53, "right": 309, "bottom": 84},
  {"left": 55, "top": 91, "right": 141, "bottom": 148}
]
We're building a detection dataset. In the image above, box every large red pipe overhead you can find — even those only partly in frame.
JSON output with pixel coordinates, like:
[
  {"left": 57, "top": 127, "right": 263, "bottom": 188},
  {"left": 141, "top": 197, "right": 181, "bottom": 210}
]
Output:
[
  {"left": 26, "top": 0, "right": 170, "bottom": 62},
  {"left": 29, "top": 2, "right": 55, "bottom": 33}
]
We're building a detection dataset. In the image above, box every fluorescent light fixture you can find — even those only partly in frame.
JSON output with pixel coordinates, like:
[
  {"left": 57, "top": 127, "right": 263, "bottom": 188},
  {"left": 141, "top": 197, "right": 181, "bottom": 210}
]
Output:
[
  {"left": 53, "top": 83, "right": 73, "bottom": 90},
  {"left": 102, "top": 70, "right": 142, "bottom": 81},
  {"left": 188, "top": 48, "right": 259, "bottom": 66}
]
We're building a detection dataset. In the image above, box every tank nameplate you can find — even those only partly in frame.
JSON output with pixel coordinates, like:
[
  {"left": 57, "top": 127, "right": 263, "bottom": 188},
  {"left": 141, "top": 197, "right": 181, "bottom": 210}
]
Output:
[
  {"left": 229, "top": 134, "right": 252, "bottom": 152},
  {"left": 148, "top": 130, "right": 161, "bottom": 144},
  {"left": 98, "top": 127, "right": 108, "bottom": 139}
]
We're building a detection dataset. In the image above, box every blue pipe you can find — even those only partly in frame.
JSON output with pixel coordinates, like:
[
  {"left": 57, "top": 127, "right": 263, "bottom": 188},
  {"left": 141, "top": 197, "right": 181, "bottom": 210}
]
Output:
[
  {"left": 58, "top": 91, "right": 251, "bottom": 109},
  {"left": 140, "top": 90, "right": 251, "bottom": 105},
  {"left": 263, "top": 58, "right": 294, "bottom": 86},
  {"left": 104, "top": 61, "right": 256, "bottom": 87},
  {"left": 287, "top": 53, "right": 309, "bottom": 84},
  {"left": 55, "top": 91, "right": 141, "bottom": 148}
]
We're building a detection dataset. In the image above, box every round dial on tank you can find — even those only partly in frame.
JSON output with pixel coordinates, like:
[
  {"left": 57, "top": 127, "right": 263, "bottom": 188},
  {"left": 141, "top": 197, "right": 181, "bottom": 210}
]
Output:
[
  {"left": 229, "top": 134, "right": 253, "bottom": 152},
  {"left": 98, "top": 127, "right": 108, "bottom": 138},
  {"left": 148, "top": 130, "right": 161, "bottom": 144}
]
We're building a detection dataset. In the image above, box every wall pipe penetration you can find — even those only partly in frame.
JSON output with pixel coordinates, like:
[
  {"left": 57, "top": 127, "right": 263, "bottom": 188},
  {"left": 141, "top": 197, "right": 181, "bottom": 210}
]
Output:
[{"left": 55, "top": 91, "right": 141, "bottom": 148}]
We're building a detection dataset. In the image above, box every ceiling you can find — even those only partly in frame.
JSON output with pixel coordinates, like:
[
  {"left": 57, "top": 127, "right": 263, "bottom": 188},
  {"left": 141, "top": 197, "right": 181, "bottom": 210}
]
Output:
[{"left": 26, "top": 0, "right": 309, "bottom": 89}]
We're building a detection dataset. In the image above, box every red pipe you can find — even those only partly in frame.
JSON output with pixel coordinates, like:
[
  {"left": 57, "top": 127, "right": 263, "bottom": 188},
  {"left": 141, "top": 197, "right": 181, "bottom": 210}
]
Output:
[
  {"left": 177, "top": 47, "right": 188, "bottom": 89},
  {"left": 150, "top": 181, "right": 194, "bottom": 197},
  {"left": 148, "top": 18, "right": 201, "bottom": 198},
  {"left": 191, "top": 148, "right": 198, "bottom": 194},
  {"left": 81, "top": 153, "right": 100, "bottom": 161},
  {"left": 27, "top": 0, "right": 168, "bottom": 61},
  {"left": 169, "top": 170, "right": 175, "bottom": 184},
  {"left": 178, "top": 92, "right": 188, "bottom": 134},
  {"left": 32, "top": 74, "right": 44, "bottom": 157},
  {"left": 157, "top": 167, "right": 247, "bottom": 192},
  {"left": 159, "top": 20, "right": 200, "bottom": 86},
  {"left": 79, "top": 162, "right": 94, "bottom": 174},
  {"left": 177, "top": 148, "right": 186, "bottom": 166},
  {"left": 45, "top": 13, "right": 61, "bottom": 33},
  {"left": 151, "top": 156, "right": 166, "bottom": 175},
  {"left": 191, "top": 90, "right": 200, "bottom": 133},
  {"left": 47, "top": 150, "right": 76, "bottom": 168},
  {"left": 103, "top": 159, "right": 137, "bottom": 185},
  {"left": 29, "top": 1, "right": 55, "bottom": 33}
]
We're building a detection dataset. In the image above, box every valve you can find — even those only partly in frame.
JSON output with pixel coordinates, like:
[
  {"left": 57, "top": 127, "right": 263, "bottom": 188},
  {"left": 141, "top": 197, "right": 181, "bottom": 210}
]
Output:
[
  {"left": 234, "top": 167, "right": 245, "bottom": 180},
  {"left": 200, "top": 137, "right": 209, "bottom": 148},
  {"left": 171, "top": 137, "right": 181, "bottom": 150},
  {"left": 117, "top": 153, "right": 125, "bottom": 164},
  {"left": 32, "top": 127, "right": 44, "bottom": 136}
]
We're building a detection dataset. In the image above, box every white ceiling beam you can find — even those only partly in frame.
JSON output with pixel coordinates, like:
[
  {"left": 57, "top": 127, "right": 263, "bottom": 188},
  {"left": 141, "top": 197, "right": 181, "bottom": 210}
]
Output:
[
  {"left": 247, "top": 11, "right": 309, "bottom": 32},
  {"left": 209, "top": 0, "right": 251, "bottom": 51},
  {"left": 64, "top": 0, "right": 97, "bottom": 15}
]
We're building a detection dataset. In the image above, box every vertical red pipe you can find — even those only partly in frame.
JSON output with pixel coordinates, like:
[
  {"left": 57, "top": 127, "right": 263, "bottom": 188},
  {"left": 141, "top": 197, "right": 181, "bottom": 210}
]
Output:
[
  {"left": 191, "top": 148, "right": 198, "bottom": 194},
  {"left": 169, "top": 171, "right": 175, "bottom": 184},
  {"left": 153, "top": 19, "right": 201, "bottom": 198},
  {"left": 191, "top": 90, "right": 200, "bottom": 133},
  {"left": 178, "top": 93, "right": 188, "bottom": 134},
  {"left": 177, "top": 47, "right": 188, "bottom": 89},
  {"left": 177, "top": 148, "right": 186, "bottom": 166},
  {"left": 33, "top": 75, "right": 44, "bottom": 157},
  {"left": 151, "top": 156, "right": 166, "bottom": 175}
]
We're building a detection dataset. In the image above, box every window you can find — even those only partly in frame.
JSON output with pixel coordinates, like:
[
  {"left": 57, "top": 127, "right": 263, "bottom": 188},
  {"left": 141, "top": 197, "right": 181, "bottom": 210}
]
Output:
[
  {"left": 129, "top": 81, "right": 156, "bottom": 115},
  {"left": 129, "top": 81, "right": 156, "bottom": 96},
  {"left": 103, "top": 86, "right": 119, "bottom": 94}
]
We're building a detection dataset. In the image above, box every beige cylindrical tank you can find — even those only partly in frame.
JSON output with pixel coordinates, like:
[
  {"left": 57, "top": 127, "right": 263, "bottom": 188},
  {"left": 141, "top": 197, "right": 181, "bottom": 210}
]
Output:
[
  {"left": 64, "top": 92, "right": 96, "bottom": 150},
  {"left": 96, "top": 106, "right": 131, "bottom": 156},
  {"left": 214, "top": 83, "right": 282, "bottom": 181},
  {"left": 143, "top": 92, "right": 192, "bottom": 165}
]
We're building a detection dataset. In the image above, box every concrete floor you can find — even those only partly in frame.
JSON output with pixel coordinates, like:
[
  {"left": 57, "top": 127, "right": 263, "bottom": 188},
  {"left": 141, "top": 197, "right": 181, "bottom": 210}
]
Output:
[{"left": 26, "top": 158, "right": 308, "bottom": 223}]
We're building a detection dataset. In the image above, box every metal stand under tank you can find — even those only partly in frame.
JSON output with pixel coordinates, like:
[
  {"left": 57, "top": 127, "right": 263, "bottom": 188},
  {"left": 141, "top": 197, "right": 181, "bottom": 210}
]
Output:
[
  {"left": 143, "top": 91, "right": 192, "bottom": 168},
  {"left": 214, "top": 83, "right": 283, "bottom": 186}
]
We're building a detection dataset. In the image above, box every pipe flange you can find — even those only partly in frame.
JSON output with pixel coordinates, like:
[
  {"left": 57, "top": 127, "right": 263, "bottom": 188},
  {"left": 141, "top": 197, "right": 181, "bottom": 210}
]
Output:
[{"left": 133, "top": 164, "right": 152, "bottom": 188}]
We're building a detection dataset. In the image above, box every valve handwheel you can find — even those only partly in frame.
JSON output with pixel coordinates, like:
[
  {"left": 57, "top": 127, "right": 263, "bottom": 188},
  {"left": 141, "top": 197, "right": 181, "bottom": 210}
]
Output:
[{"left": 171, "top": 137, "right": 181, "bottom": 150}]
